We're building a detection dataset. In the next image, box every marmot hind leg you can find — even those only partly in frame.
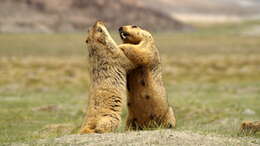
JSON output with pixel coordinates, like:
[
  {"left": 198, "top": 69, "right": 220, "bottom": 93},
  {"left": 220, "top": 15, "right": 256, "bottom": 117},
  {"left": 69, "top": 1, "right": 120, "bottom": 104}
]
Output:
[
  {"left": 80, "top": 115, "right": 120, "bottom": 134},
  {"left": 94, "top": 115, "right": 121, "bottom": 133},
  {"left": 125, "top": 116, "right": 143, "bottom": 130},
  {"left": 163, "top": 107, "right": 176, "bottom": 128}
]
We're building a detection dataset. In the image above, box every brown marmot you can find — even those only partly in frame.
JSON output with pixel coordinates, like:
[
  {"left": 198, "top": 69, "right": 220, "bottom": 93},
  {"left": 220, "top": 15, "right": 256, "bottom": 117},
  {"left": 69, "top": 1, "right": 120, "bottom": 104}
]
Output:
[
  {"left": 118, "top": 25, "right": 176, "bottom": 130},
  {"left": 240, "top": 120, "right": 260, "bottom": 134},
  {"left": 80, "top": 21, "right": 135, "bottom": 134}
]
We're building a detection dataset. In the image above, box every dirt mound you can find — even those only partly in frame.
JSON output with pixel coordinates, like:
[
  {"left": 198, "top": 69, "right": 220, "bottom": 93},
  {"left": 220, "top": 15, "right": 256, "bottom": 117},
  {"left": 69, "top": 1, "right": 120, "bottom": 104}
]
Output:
[
  {"left": 0, "top": 0, "right": 190, "bottom": 33},
  {"left": 19, "top": 130, "right": 259, "bottom": 146}
]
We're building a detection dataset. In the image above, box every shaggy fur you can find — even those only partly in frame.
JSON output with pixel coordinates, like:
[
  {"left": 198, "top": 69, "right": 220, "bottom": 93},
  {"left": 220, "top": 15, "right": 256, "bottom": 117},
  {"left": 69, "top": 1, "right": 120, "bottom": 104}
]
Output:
[
  {"left": 80, "top": 21, "right": 135, "bottom": 134},
  {"left": 240, "top": 120, "right": 260, "bottom": 134},
  {"left": 118, "top": 25, "right": 176, "bottom": 130}
]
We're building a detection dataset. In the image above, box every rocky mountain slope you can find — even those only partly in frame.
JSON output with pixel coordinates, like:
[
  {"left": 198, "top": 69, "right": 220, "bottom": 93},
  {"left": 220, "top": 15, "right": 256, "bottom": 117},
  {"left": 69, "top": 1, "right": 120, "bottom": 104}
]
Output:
[
  {"left": 0, "top": 0, "right": 189, "bottom": 33},
  {"left": 144, "top": 0, "right": 260, "bottom": 16},
  {"left": 142, "top": 0, "right": 260, "bottom": 23}
]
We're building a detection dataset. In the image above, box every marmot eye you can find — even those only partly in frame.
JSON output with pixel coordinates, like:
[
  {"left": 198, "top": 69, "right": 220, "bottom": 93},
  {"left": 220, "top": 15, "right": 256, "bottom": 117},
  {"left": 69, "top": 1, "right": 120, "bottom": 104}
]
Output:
[
  {"left": 97, "top": 28, "right": 103, "bottom": 33},
  {"left": 132, "top": 25, "right": 138, "bottom": 28}
]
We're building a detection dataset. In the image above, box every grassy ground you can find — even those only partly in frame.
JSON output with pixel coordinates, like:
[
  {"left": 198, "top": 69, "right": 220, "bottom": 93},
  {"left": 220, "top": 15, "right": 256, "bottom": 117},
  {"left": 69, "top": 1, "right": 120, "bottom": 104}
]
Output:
[{"left": 0, "top": 21, "right": 260, "bottom": 144}]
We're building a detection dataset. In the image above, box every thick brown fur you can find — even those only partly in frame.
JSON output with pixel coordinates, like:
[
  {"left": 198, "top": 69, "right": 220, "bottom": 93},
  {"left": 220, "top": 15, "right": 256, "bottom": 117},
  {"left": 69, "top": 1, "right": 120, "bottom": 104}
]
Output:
[
  {"left": 118, "top": 25, "right": 176, "bottom": 130},
  {"left": 240, "top": 120, "right": 260, "bottom": 134},
  {"left": 80, "top": 21, "right": 135, "bottom": 134}
]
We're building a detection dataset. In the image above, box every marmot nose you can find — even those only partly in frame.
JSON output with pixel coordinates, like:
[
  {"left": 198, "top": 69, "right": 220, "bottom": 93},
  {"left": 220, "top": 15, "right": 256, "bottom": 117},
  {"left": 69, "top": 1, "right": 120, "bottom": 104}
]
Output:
[{"left": 119, "top": 27, "right": 123, "bottom": 32}]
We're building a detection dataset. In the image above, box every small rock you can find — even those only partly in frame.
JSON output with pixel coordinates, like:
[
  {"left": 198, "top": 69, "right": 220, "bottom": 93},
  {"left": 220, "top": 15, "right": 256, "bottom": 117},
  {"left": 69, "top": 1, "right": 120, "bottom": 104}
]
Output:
[{"left": 242, "top": 108, "right": 256, "bottom": 115}]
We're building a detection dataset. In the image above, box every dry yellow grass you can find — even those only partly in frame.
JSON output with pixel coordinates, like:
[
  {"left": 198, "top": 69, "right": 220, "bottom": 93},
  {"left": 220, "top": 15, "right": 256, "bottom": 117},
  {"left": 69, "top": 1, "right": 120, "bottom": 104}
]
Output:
[{"left": 1, "top": 55, "right": 260, "bottom": 90}]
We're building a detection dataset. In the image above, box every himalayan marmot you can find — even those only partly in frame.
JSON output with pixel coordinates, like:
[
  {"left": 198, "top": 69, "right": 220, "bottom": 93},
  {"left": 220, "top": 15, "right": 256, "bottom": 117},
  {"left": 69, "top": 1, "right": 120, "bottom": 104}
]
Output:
[
  {"left": 118, "top": 25, "right": 176, "bottom": 130},
  {"left": 80, "top": 21, "right": 135, "bottom": 133},
  {"left": 240, "top": 120, "right": 260, "bottom": 134}
]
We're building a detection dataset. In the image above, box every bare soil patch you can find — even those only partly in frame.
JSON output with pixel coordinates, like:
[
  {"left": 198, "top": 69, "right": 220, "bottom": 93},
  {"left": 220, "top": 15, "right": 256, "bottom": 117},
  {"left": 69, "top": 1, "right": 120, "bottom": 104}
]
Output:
[{"left": 31, "top": 130, "right": 259, "bottom": 146}]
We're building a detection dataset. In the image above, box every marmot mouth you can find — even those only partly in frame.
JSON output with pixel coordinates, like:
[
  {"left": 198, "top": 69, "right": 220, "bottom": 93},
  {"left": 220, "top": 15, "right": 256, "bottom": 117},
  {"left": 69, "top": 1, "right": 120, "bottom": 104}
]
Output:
[{"left": 120, "top": 31, "right": 130, "bottom": 40}]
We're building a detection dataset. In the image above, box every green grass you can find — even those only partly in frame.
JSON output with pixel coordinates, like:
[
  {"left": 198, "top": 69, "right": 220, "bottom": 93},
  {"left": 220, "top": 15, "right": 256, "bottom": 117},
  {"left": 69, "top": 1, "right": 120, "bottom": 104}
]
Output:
[
  {"left": 1, "top": 20, "right": 260, "bottom": 57},
  {"left": 1, "top": 82, "right": 259, "bottom": 144},
  {"left": 0, "top": 89, "right": 84, "bottom": 143},
  {"left": 0, "top": 21, "right": 260, "bottom": 144},
  {"left": 170, "top": 83, "right": 260, "bottom": 134},
  {"left": 0, "top": 33, "right": 86, "bottom": 57}
]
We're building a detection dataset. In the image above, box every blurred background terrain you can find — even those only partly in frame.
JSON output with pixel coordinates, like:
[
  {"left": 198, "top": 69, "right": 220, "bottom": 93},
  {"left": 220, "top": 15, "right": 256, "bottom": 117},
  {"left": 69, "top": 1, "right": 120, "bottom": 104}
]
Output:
[
  {"left": 0, "top": 0, "right": 186, "bottom": 32},
  {"left": 145, "top": 0, "right": 260, "bottom": 23},
  {"left": 1, "top": 0, "right": 260, "bottom": 32},
  {"left": 0, "top": 0, "right": 260, "bottom": 145}
]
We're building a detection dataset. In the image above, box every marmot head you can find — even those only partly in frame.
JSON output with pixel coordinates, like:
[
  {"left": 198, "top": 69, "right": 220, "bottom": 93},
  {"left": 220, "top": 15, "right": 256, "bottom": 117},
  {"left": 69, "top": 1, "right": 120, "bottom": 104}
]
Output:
[
  {"left": 119, "top": 25, "right": 153, "bottom": 44},
  {"left": 86, "top": 21, "right": 122, "bottom": 58},
  {"left": 86, "top": 21, "right": 110, "bottom": 46},
  {"left": 241, "top": 121, "right": 254, "bottom": 129}
]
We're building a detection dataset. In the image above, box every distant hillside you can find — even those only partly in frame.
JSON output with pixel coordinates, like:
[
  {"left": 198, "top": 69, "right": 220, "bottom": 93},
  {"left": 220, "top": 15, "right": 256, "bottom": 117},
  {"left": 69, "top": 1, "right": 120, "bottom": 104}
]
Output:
[
  {"left": 144, "top": 0, "right": 260, "bottom": 16},
  {"left": 142, "top": 0, "right": 260, "bottom": 23},
  {"left": 0, "top": 0, "right": 190, "bottom": 33}
]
